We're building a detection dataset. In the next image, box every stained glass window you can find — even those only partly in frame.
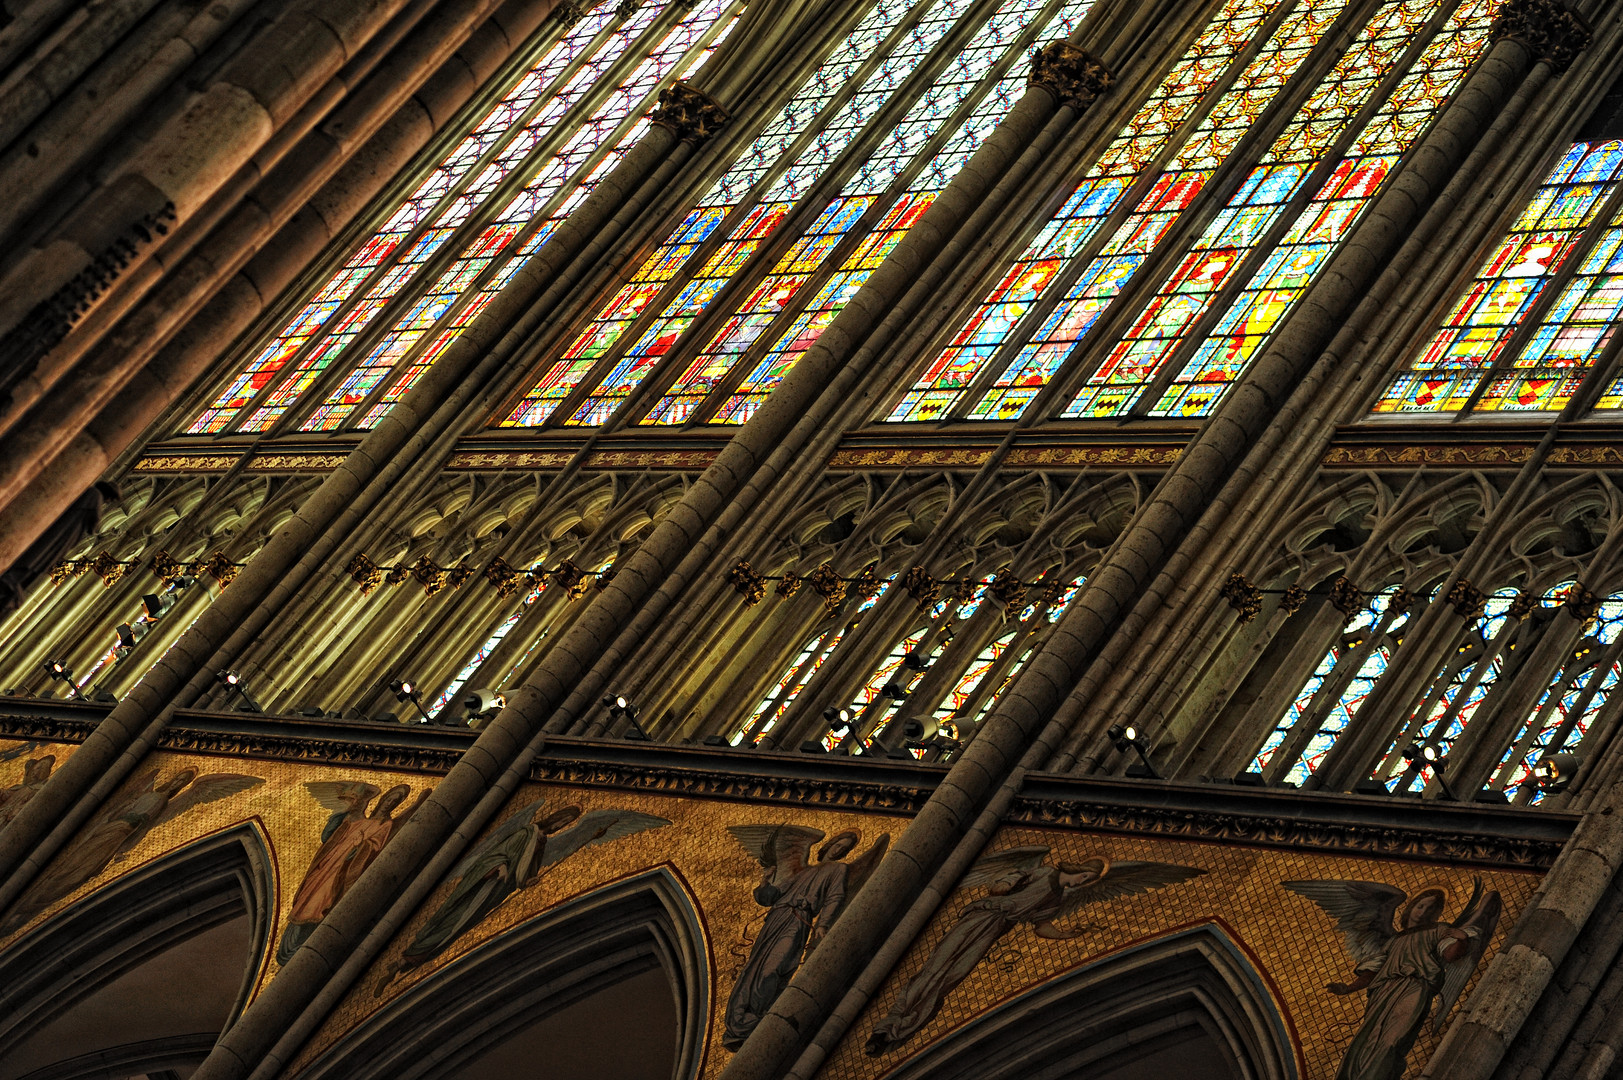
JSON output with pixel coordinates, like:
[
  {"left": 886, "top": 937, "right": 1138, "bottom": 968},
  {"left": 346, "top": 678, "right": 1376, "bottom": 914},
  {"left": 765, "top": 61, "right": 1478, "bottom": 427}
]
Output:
[
  {"left": 505, "top": 0, "right": 1099, "bottom": 428},
  {"left": 428, "top": 581, "right": 546, "bottom": 716},
  {"left": 892, "top": 0, "right": 1499, "bottom": 423},
  {"left": 1494, "top": 595, "right": 1623, "bottom": 801},
  {"left": 187, "top": 0, "right": 739, "bottom": 435},
  {"left": 1375, "top": 140, "right": 1623, "bottom": 414},
  {"left": 1252, "top": 586, "right": 1411, "bottom": 785}
]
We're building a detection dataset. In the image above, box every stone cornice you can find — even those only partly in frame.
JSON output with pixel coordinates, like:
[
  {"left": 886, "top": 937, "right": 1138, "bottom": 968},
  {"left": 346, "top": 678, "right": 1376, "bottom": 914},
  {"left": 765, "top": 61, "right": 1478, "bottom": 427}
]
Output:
[{"left": 0, "top": 705, "right": 1572, "bottom": 868}]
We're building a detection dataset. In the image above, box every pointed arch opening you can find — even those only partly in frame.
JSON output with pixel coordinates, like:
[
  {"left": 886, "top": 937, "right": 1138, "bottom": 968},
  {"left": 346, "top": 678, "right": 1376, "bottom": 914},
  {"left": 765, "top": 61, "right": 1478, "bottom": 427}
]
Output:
[
  {"left": 303, "top": 866, "right": 708, "bottom": 1080},
  {"left": 876, "top": 923, "right": 1296, "bottom": 1080},
  {"left": 0, "top": 823, "right": 274, "bottom": 1079}
]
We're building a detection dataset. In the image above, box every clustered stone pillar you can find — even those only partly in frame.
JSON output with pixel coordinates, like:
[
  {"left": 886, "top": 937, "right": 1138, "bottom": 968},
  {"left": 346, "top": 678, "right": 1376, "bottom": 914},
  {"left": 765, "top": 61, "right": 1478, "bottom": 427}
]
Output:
[{"left": 721, "top": 4, "right": 1577, "bottom": 1077}]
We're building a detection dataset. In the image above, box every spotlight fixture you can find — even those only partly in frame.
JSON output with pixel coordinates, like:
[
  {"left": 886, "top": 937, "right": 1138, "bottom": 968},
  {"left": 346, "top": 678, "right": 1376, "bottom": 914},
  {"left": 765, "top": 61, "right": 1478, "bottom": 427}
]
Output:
[
  {"left": 822, "top": 706, "right": 853, "bottom": 739},
  {"left": 216, "top": 669, "right": 263, "bottom": 713},
  {"left": 1533, "top": 752, "right": 1581, "bottom": 792},
  {"left": 602, "top": 693, "right": 646, "bottom": 738},
  {"left": 881, "top": 681, "right": 910, "bottom": 702},
  {"left": 1106, "top": 723, "right": 1160, "bottom": 779},
  {"left": 114, "top": 622, "right": 148, "bottom": 650},
  {"left": 902, "top": 650, "right": 931, "bottom": 672},
  {"left": 141, "top": 591, "right": 181, "bottom": 620},
  {"left": 41, "top": 658, "right": 83, "bottom": 699},
  {"left": 460, "top": 687, "right": 505, "bottom": 724},
  {"left": 1402, "top": 742, "right": 1459, "bottom": 800},
  {"left": 389, "top": 679, "right": 431, "bottom": 723}
]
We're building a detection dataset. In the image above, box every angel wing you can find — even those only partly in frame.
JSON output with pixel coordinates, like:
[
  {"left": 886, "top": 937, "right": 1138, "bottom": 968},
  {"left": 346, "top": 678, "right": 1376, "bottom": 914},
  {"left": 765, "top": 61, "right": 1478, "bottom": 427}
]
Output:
[
  {"left": 727, "top": 823, "right": 825, "bottom": 872},
  {"left": 539, "top": 809, "right": 672, "bottom": 869},
  {"left": 451, "top": 797, "right": 548, "bottom": 881},
  {"left": 1433, "top": 880, "right": 1502, "bottom": 1032},
  {"left": 1283, "top": 879, "right": 1406, "bottom": 968},
  {"left": 303, "top": 780, "right": 382, "bottom": 814},
  {"left": 1057, "top": 861, "right": 1206, "bottom": 919},
  {"left": 845, "top": 834, "right": 890, "bottom": 897},
  {"left": 959, "top": 846, "right": 1049, "bottom": 891},
  {"left": 151, "top": 773, "right": 264, "bottom": 830}
]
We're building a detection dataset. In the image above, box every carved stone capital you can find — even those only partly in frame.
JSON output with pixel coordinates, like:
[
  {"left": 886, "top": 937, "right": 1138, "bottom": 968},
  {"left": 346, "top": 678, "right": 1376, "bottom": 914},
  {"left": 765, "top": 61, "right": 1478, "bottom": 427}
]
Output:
[
  {"left": 1027, "top": 41, "right": 1112, "bottom": 109},
  {"left": 1491, "top": 0, "right": 1591, "bottom": 73},
  {"left": 651, "top": 82, "right": 729, "bottom": 143},
  {"left": 553, "top": 0, "right": 584, "bottom": 27}
]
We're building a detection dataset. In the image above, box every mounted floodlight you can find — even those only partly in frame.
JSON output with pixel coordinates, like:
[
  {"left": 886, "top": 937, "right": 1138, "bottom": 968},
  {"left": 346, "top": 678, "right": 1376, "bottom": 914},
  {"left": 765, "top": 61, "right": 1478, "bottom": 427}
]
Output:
[
  {"left": 821, "top": 706, "right": 853, "bottom": 739},
  {"left": 41, "top": 658, "right": 83, "bottom": 700},
  {"left": 215, "top": 669, "right": 263, "bottom": 713},
  {"left": 142, "top": 592, "right": 180, "bottom": 619},
  {"left": 1106, "top": 722, "right": 1160, "bottom": 779},
  {"left": 902, "top": 650, "right": 931, "bottom": 672},
  {"left": 1402, "top": 742, "right": 1458, "bottom": 800},
  {"left": 461, "top": 688, "right": 506, "bottom": 721},
  {"left": 1534, "top": 752, "right": 1582, "bottom": 791},
  {"left": 881, "top": 681, "right": 910, "bottom": 702},
  {"left": 115, "top": 622, "right": 148, "bottom": 650}
]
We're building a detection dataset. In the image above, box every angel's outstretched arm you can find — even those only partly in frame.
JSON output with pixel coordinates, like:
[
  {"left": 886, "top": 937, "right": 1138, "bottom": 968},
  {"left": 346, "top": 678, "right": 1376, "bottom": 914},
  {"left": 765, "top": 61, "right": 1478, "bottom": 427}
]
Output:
[
  {"left": 1032, "top": 919, "right": 1086, "bottom": 940},
  {"left": 1328, "top": 967, "right": 1376, "bottom": 995}
]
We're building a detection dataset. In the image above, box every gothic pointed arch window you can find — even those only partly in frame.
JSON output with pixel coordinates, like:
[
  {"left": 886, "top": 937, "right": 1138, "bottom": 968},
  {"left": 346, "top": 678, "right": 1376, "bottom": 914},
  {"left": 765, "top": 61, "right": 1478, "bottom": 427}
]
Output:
[
  {"left": 888, "top": 0, "right": 1500, "bottom": 423},
  {"left": 501, "top": 0, "right": 1104, "bottom": 428},
  {"left": 1374, "top": 139, "right": 1623, "bottom": 414},
  {"left": 185, "top": 0, "right": 742, "bottom": 436}
]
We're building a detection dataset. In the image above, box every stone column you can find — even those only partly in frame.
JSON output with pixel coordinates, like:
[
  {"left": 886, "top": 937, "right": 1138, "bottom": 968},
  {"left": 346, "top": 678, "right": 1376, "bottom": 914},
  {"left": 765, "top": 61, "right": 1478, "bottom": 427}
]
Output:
[
  {"left": 0, "top": 0, "right": 558, "bottom": 569},
  {"left": 723, "top": 9, "right": 1574, "bottom": 1078},
  {"left": 0, "top": 108, "right": 697, "bottom": 920},
  {"left": 0, "top": 0, "right": 423, "bottom": 427}
]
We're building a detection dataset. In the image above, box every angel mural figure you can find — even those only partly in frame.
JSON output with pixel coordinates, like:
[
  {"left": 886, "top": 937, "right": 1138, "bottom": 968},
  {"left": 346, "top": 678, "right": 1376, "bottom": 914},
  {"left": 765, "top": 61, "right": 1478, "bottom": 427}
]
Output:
[
  {"left": 1, "top": 767, "right": 263, "bottom": 933},
  {"left": 1284, "top": 878, "right": 1502, "bottom": 1080},
  {"left": 865, "top": 846, "right": 1205, "bottom": 1055},
  {"left": 380, "top": 801, "right": 669, "bottom": 986},
  {"left": 0, "top": 753, "right": 55, "bottom": 831},
  {"left": 276, "top": 780, "right": 431, "bottom": 963},
  {"left": 722, "top": 825, "right": 889, "bottom": 1050}
]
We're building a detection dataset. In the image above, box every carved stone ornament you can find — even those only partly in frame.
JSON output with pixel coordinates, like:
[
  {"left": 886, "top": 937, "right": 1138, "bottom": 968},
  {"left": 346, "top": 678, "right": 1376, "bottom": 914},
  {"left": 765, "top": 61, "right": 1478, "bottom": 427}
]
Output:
[
  {"left": 553, "top": 0, "right": 584, "bottom": 27},
  {"left": 1564, "top": 582, "right": 1602, "bottom": 622},
  {"left": 728, "top": 560, "right": 767, "bottom": 606},
  {"left": 1219, "top": 572, "right": 1263, "bottom": 623},
  {"left": 1446, "top": 577, "right": 1487, "bottom": 620},
  {"left": 651, "top": 83, "right": 729, "bottom": 143},
  {"left": 1027, "top": 41, "right": 1113, "bottom": 109},
  {"left": 1490, "top": 0, "right": 1591, "bottom": 73}
]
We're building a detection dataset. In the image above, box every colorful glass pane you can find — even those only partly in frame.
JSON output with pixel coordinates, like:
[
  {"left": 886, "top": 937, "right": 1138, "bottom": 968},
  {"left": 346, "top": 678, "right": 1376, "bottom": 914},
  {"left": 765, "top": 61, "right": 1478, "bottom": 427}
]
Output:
[
  {"left": 186, "top": 5, "right": 633, "bottom": 434},
  {"left": 1376, "top": 138, "right": 1623, "bottom": 413},
  {"left": 1151, "top": 0, "right": 1498, "bottom": 416},
  {"left": 703, "top": 0, "right": 1099, "bottom": 425},
  {"left": 933, "top": 631, "right": 1017, "bottom": 719},
  {"left": 504, "top": 0, "right": 932, "bottom": 426},
  {"left": 889, "top": 0, "right": 1286, "bottom": 421}
]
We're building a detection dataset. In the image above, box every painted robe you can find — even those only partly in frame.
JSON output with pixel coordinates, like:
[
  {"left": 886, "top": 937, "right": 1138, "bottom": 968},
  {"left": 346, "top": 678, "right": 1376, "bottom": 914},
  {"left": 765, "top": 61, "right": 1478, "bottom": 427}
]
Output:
[
  {"left": 723, "top": 858, "right": 849, "bottom": 1048},
  {"left": 277, "top": 810, "right": 400, "bottom": 962},
  {"left": 870, "top": 865, "right": 1065, "bottom": 1049},
  {"left": 397, "top": 820, "right": 546, "bottom": 970},
  {"left": 1338, "top": 925, "right": 1458, "bottom": 1080}
]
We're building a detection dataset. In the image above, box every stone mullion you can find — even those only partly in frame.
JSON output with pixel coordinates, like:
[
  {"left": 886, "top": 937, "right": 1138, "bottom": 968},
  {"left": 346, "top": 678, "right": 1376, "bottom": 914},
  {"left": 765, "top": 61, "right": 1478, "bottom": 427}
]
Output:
[
  {"left": 1027, "top": 0, "right": 1390, "bottom": 421},
  {"left": 0, "top": 0, "right": 442, "bottom": 425},
  {"left": 942, "top": 0, "right": 1303, "bottom": 415},
  {"left": 736, "top": 26, "right": 1564, "bottom": 1080},
  {"left": 8, "top": 577, "right": 125, "bottom": 694},
  {"left": 951, "top": 617, "right": 1045, "bottom": 739},
  {"left": 735, "top": 604, "right": 860, "bottom": 745},
  {"left": 1559, "top": 662, "right": 1623, "bottom": 808},
  {"left": 849, "top": 596, "right": 971, "bottom": 750},
  {"left": 660, "top": 0, "right": 1084, "bottom": 429},
  {"left": 1449, "top": 605, "right": 1585, "bottom": 791},
  {"left": 660, "top": 600, "right": 819, "bottom": 741},
  {"left": 215, "top": 5, "right": 637, "bottom": 431},
  {"left": 1180, "top": 595, "right": 1345, "bottom": 777},
  {"left": 1124, "top": 0, "right": 1468, "bottom": 418},
  {"left": 281, "top": 2, "right": 735, "bottom": 436},
  {"left": 1457, "top": 166, "right": 1623, "bottom": 414},
  {"left": 888, "top": 602, "right": 1013, "bottom": 742},
  {"left": 315, "top": 583, "right": 445, "bottom": 713},
  {"left": 752, "top": 579, "right": 911, "bottom": 751},
  {"left": 0, "top": 0, "right": 559, "bottom": 560},
  {"left": 448, "top": 585, "right": 576, "bottom": 708},
  {"left": 538, "top": 0, "right": 1016, "bottom": 429},
  {"left": 1495, "top": 660, "right": 1594, "bottom": 799}
]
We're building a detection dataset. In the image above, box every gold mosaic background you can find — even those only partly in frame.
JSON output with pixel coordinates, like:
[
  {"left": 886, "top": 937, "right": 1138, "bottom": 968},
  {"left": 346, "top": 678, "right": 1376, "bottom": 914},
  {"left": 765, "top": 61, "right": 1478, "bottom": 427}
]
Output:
[
  {"left": 0, "top": 741, "right": 1547, "bottom": 1080},
  {"left": 823, "top": 824, "right": 1542, "bottom": 1080}
]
